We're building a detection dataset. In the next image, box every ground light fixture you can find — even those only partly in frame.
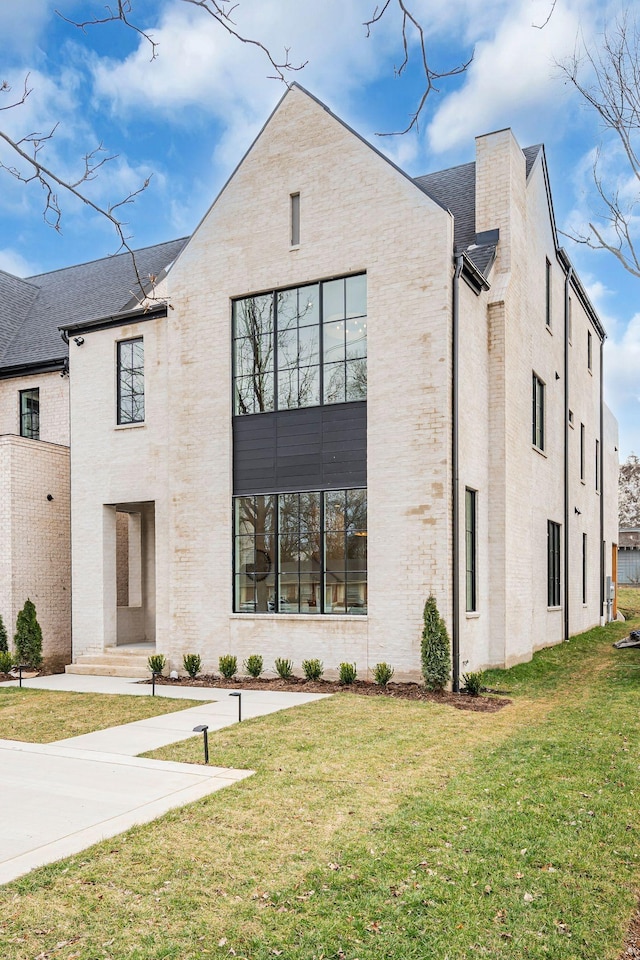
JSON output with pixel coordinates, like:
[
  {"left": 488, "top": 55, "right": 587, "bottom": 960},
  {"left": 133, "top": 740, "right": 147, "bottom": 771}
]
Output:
[
  {"left": 17, "top": 664, "right": 29, "bottom": 687},
  {"left": 193, "top": 724, "right": 209, "bottom": 764},
  {"left": 151, "top": 670, "right": 163, "bottom": 696},
  {"left": 229, "top": 691, "right": 242, "bottom": 722}
]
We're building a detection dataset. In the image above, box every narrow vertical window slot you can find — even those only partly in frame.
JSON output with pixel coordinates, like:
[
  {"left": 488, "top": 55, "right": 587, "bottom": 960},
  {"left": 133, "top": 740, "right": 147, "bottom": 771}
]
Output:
[{"left": 290, "top": 192, "right": 300, "bottom": 246}]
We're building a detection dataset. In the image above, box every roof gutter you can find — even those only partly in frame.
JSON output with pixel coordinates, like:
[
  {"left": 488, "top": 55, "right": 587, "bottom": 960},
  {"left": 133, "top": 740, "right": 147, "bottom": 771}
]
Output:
[
  {"left": 0, "top": 357, "right": 67, "bottom": 381},
  {"left": 564, "top": 265, "right": 573, "bottom": 644},
  {"left": 558, "top": 248, "right": 606, "bottom": 342},
  {"left": 452, "top": 254, "right": 464, "bottom": 693},
  {"left": 58, "top": 302, "right": 168, "bottom": 336}
]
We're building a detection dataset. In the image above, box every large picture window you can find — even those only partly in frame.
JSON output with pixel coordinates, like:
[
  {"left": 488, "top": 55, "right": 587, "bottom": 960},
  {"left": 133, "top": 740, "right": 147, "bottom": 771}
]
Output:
[
  {"left": 19, "top": 388, "right": 40, "bottom": 440},
  {"left": 234, "top": 488, "right": 367, "bottom": 615},
  {"left": 233, "top": 274, "right": 366, "bottom": 416},
  {"left": 117, "top": 338, "right": 144, "bottom": 424}
]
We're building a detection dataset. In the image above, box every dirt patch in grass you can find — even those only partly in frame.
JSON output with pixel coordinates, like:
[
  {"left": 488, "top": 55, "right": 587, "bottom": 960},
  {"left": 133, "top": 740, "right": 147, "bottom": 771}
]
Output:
[
  {"left": 144, "top": 674, "right": 510, "bottom": 712},
  {"left": 621, "top": 902, "right": 640, "bottom": 959}
]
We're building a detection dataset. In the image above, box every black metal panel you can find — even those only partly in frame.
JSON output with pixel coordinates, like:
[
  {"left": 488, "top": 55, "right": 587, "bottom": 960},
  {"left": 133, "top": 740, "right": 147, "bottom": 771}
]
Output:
[{"left": 233, "top": 401, "right": 366, "bottom": 495}]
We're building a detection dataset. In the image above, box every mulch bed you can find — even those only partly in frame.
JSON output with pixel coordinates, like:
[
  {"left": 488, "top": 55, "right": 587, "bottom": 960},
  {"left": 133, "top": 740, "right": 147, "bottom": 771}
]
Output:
[{"left": 144, "top": 674, "right": 510, "bottom": 713}]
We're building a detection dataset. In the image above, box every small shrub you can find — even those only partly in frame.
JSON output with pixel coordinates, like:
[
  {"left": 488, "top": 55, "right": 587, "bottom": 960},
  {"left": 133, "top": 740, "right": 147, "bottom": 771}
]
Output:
[
  {"left": 373, "top": 661, "right": 395, "bottom": 686},
  {"left": 421, "top": 594, "right": 451, "bottom": 692},
  {"left": 148, "top": 653, "right": 166, "bottom": 675},
  {"left": 462, "top": 670, "right": 484, "bottom": 696},
  {"left": 274, "top": 657, "right": 294, "bottom": 680},
  {"left": 0, "top": 650, "right": 13, "bottom": 674},
  {"left": 244, "top": 654, "right": 263, "bottom": 678},
  {"left": 182, "top": 653, "right": 202, "bottom": 679},
  {"left": 0, "top": 614, "right": 8, "bottom": 653},
  {"left": 302, "top": 658, "right": 324, "bottom": 681},
  {"left": 338, "top": 661, "right": 357, "bottom": 685},
  {"left": 219, "top": 654, "right": 238, "bottom": 679},
  {"left": 14, "top": 599, "right": 43, "bottom": 669}
]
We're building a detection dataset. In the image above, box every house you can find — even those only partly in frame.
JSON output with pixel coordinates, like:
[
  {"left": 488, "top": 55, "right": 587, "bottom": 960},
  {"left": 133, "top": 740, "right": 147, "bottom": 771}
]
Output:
[
  {"left": 0, "top": 240, "right": 187, "bottom": 667},
  {"left": 0, "top": 85, "right": 619, "bottom": 683},
  {"left": 618, "top": 527, "right": 640, "bottom": 586}
]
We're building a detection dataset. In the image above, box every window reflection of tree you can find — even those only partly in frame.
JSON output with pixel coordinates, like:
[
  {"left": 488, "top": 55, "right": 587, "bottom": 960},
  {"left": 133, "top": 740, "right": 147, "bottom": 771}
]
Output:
[
  {"left": 278, "top": 492, "right": 321, "bottom": 611},
  {"left": 234, "top": 295, "right": 274, "bottom": 415},
  {"left": 236, "top": 495, "right": 275, "bottom": 612},
  {"left": 277, "top": 286, "right": 320, "bottom": 409},
  {"left": 324, "top": 490, "right": 367, "bottom": 613}
]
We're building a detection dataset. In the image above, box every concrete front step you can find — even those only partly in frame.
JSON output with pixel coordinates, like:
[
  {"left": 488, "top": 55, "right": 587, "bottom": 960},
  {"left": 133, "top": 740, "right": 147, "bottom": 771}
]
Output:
[
  {"left": 65, "top": 647, "right": 153, "bottom": 678},
  {"left": 65, "top": 663, "right": 149, "bottom": 678}
]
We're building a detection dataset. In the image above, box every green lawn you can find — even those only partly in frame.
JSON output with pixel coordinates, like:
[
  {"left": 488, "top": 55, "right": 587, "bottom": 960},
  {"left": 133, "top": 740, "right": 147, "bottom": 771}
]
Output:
[
  {"left": 0, "top": 687, "right": 206, "bottom": 742},
  {"left": 1, "top": 620, "right": 639, "bottom": 959}
]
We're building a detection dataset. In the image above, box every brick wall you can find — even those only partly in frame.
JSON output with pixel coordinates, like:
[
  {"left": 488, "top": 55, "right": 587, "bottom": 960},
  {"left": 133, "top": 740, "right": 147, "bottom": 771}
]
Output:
[{"left": 0, "top": 436, "right": 71, "bottom": 668}]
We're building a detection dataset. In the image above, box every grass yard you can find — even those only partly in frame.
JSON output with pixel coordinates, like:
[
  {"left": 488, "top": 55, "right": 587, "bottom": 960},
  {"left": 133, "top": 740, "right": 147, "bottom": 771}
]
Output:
[
  {"left": 0, "top": 687, "right": 206, "bottom": 742},
  {"left": 618, "top": 585, "right": 640, "bottom": 620},
  {"left": 1, "top": 618, "right": 639, "bottom": 959}
]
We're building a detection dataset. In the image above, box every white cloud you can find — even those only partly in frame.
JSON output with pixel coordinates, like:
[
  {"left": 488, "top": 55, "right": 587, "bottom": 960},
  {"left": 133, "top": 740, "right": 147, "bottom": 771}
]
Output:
[
  {"left": 426, "top": 0, "right": 600, "bottom": 154},
  {"left": 0, "top": 0, "right": 53, "bottom": 57},
  {"left": 0, "top": 248, "right": 37, "bottom": 277},
  {"left": 88, "top": 0, "right": 399, "bottom": 171},
  {"left": 605, "top": 312, "right": 640, "bottom": 457}
]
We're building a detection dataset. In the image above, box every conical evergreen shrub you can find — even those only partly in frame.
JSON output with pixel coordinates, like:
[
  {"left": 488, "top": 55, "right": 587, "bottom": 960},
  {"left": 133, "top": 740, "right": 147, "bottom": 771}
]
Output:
[
  {"left": 14, "top": 599, "right": 43, "bottom": 669},
  {"left": 421, "top": 594, "right": 451, "bottom": 691},
  {"left": 0, "top": 613, "right": 7, "bottom": 653}
]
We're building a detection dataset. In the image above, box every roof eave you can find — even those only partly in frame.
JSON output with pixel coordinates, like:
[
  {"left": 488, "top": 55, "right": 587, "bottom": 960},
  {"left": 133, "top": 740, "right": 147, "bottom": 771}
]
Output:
[{"left": 59, "top": 302, "right": 169, "bottom": 336}]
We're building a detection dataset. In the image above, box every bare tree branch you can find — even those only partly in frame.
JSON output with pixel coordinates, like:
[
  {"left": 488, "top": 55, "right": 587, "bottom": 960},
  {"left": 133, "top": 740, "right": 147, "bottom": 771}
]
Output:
[
  {"left": 532, "top": 0, "right": 558, "bottom": 30},
  {"left": 364, "top": 0, "right": 472, "bottom": 136},
  {"left": 56, "top": 1, "right": 160, "bottom": 60},
  {"left": 559, "top": 13, "right": 640, "bottom": 277},
  {"left": 58, "top": 0, "right": 308, "bottom": 81},
  {"left": 0, "top": 80, "right": 153, "bottom": 294}
]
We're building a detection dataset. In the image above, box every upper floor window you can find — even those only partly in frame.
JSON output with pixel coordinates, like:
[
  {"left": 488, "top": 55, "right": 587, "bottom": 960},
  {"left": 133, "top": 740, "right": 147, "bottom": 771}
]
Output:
[
  {"left": 587, "top": 329, "right": 593, "bottom": 371},
  {"left": 595, "top": 438, "right": 600, "bottom": 492},
  {"left": 233, "top": 274, "right": 367, "bottom": 416},
  {"left": 545, "top": 258, "right": 552, "bottom": 328},
  {"left": 532, "top": 373, "right": 545, "bottom": 451},
  {"left": 20, "top": 388, "right": 39, "bottom": 440},
  {"left": 580, "top": 423, "right": 585, "bottom": 481},
  {"left": 117, "top": 338, "right": 144, "bottom": 424}
]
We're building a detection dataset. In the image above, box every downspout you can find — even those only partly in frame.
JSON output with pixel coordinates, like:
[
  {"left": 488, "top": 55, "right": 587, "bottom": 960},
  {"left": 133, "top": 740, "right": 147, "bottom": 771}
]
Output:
[
  {"left": 452, "top": 254, "right": 464, "bottom": 693},
  {"left": 600, "top": 338, "right": 605, "bottom": 620},
  {"left": 564, "top": 267, "right": 572, "bottom": 643}
]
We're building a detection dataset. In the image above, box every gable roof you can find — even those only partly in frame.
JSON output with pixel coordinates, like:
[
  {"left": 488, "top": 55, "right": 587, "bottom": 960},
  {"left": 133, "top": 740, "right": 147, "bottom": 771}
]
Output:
[{"left": 0, "top": 238, "right": 187, "bottom": 373}]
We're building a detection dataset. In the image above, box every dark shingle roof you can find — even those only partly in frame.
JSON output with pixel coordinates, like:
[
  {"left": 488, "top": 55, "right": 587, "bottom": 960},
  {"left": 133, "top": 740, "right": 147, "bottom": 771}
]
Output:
[
  {"left": 413, "top": 144, "right": 542, "bottom": 278},
  {"left": 523, "top": 144, "right": 543, "bottom": 178},
  {"left": 0, "top": 271, "right": 39, "bottom": 358},
  {"left": 0, "top": 238, "right": 187, "bottom": 370},
  {"left": 414, "top": 162, "right": 477, "bottom": 254}
]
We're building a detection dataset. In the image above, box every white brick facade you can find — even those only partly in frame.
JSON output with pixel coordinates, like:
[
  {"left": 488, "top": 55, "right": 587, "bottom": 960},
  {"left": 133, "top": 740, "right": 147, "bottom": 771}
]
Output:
[{"left": 1, "top": 87, "right": 616, "bottom": 682}]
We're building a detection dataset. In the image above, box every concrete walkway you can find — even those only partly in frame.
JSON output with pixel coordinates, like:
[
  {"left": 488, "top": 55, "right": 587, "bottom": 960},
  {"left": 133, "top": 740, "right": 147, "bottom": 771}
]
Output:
[{"left": 0, "top": 673, "right": 329, "bottom": 885}]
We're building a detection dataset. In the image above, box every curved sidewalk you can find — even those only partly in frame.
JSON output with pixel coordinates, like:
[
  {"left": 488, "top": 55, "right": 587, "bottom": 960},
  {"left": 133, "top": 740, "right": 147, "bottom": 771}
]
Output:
[{"left": 0, "top": 674, "right": 329, "bottom": 885}]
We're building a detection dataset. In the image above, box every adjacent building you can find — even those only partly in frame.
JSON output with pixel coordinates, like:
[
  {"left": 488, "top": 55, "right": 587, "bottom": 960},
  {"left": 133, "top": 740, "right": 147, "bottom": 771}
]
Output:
[{"left": 0, "top": 85, "right": 619, "bottom": 682}]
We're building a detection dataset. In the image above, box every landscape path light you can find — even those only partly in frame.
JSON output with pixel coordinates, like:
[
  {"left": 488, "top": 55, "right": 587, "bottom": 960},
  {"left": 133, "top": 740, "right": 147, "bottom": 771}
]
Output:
[
  {"left": 229, "top": 691, "right": 242, "bottom": 722},
  {"left": 193, "top": 724, "right": 209, "bottom": 764},
  {"left": 151, "top": 671, "right": 162, "bottom": 697},
  {"left": 17, "top": 664, "right": 29, "bottom": 688}
]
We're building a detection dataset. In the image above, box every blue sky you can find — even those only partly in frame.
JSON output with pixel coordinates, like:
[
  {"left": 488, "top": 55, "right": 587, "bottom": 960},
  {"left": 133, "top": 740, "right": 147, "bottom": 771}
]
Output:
[{"left": 1, "top": 0, "right": 639, "bottom": 457}]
